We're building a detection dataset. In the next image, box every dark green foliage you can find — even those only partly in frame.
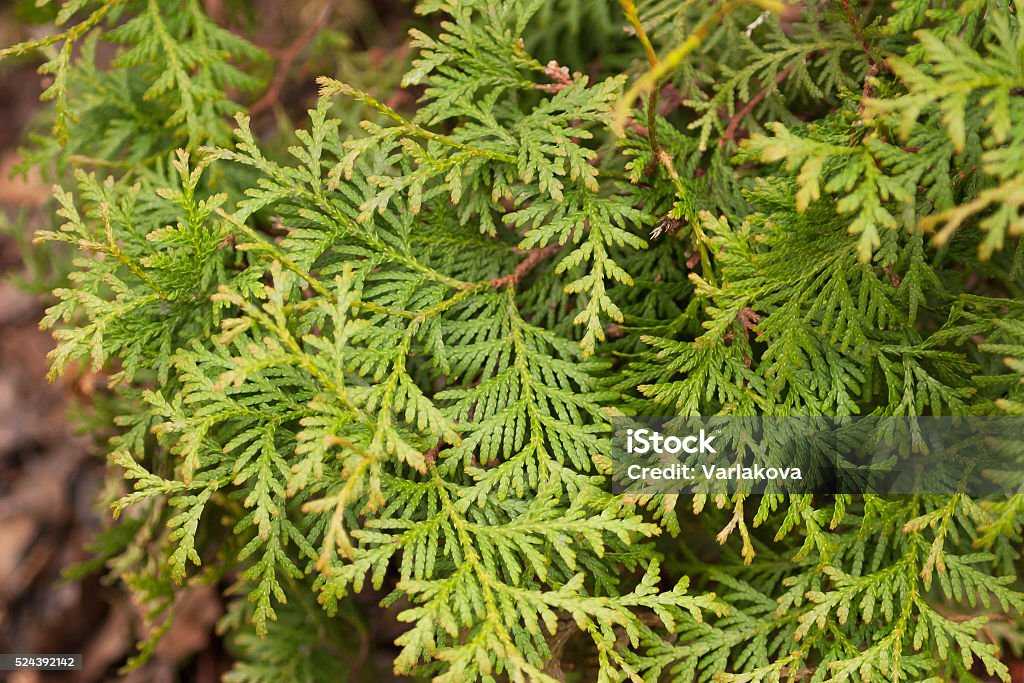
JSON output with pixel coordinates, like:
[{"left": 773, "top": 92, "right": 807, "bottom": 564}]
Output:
[{"left": 5, "top": 0, "right": 1024, "bottom": 680}]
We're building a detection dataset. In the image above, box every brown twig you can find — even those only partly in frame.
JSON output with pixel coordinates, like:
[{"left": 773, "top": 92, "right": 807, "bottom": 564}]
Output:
[
  {"left": 840, "top": 0, "right": 881, "bottom": 109},
  {"left": 203, "top": 0, "right": 227, "bottom": 24},
  {"left": 618, "top": 0, "right": 667, "bottom": 169},
  {"left": 250, "top": 7, "right": 332, "bottom": 116},
  {"left": 841, "top": 0, "right": 873, "bottom": 57},
  {"left": 723, "top": 61, "right": 799, "bottom": 143},
  {"left": 860, "top": 61, "right": 881, "bottom": 110},
  {"left": 490, "top": 245, "right": 561, "bottom": 288},
  {"left": 423, "top": 438, "right": 445, "bottom": 467}
]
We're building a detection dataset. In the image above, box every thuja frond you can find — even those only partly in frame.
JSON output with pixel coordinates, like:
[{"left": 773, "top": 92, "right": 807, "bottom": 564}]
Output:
[{"left": 13, "top": 0, "right": 1024, "bottom": 679}]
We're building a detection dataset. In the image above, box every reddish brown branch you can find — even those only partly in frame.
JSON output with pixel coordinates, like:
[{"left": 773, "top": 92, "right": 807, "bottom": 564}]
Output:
[
  {"left": 840, "top": 0, "right": 882, "bottom": 108},
  {"left": 859, "top": 61, "right": 881, "bottom": 111},
  {"left": 723, "top": 61, "right": 798, "bottom": 143},
  {"left": 250, "top": 7, "right": 332, "bottom": 116},
  {"left": 841, "top": 0, "right": 873, "bottom": 57},
  {"left": 424, "top": 438, "right": 445, "bottom": 467},
  {"left": 490, "top": 245, "right": 561, "bottom": 288}
]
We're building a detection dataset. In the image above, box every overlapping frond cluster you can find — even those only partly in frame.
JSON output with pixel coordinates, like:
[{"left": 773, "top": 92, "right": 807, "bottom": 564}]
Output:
[
  {"left": 7, "top": 0, "right": 264, "bottom": 171},
  {"left": 100, "top": 99, "right": 717, "bottom": 678},
  {"left": 615, "top": 0, "right": 1024, "bottom": 679},
  {"left": 7, "top": 0, "right": 1024, "bottom": 680}
]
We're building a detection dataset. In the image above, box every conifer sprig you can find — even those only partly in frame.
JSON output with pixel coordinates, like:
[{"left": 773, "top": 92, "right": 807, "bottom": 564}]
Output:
[{"left": 5, "top": 0, "right": 1024, "bottom": 679}]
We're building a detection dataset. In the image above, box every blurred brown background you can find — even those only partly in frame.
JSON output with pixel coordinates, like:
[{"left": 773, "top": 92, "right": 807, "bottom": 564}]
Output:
[{"left": 0, "top": 7, "right": 112, "bottom": 676}]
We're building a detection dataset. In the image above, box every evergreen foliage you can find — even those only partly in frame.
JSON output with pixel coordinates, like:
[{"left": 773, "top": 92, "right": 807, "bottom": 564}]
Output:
[{"left": 4, "top": 0, "right": 1024, "bottom": 679}]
